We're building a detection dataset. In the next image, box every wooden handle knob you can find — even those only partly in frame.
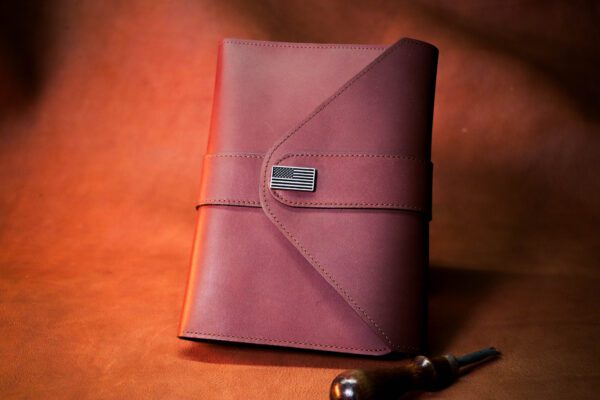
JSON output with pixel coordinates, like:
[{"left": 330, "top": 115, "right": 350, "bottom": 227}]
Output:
[{"left": 330, "top": 357, "right": 431, "bottom": 400}]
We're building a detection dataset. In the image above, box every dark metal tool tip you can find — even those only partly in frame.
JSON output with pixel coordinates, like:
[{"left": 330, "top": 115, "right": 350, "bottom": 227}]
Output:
[{"left": 455, "top": 346, "right": 501, "bottom": 368}]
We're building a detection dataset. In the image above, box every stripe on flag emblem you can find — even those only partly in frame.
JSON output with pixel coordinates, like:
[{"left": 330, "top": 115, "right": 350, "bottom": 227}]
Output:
[{"left": 269, "top": 165, "right": 317, "bottom": 192}]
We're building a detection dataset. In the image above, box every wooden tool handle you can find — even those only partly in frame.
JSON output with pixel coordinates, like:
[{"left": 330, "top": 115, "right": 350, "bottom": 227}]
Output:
[{"left": 330, "top": 348, "right": 500, "bottom": 400}]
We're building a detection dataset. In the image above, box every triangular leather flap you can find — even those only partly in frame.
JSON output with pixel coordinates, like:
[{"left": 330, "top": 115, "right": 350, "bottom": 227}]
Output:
[{"left": 259, "top": 38, "right": 438, "bottom": 352}]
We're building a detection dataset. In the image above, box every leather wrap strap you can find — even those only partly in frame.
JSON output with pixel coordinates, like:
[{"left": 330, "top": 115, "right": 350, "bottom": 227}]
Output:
[{"left": 197, "top": 152, "right": 432, "bottom": 218}]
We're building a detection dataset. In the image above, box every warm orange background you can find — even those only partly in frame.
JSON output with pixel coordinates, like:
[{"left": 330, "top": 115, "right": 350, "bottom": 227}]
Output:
[{"left": 1, "top": 1, "right": 598, "bottom": 399}]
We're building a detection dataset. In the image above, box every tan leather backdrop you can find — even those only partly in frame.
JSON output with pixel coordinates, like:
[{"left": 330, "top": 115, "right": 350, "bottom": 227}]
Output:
[{"left": 1, "top": 1, "right": 598, "bottom": 399}]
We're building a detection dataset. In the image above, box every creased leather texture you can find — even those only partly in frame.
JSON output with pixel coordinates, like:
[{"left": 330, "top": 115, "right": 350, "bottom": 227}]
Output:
[{"left": 179, "top": 38, "right": 438, "bottom": 355}]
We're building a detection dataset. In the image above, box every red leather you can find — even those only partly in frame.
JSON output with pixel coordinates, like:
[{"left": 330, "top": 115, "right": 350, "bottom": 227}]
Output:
[
  {"left": 199, "top": 152, "right": 432, "bottom": 214},
  {"left": 198, "top": 153, "right": 264, "bottom": 207},
  {"left": 179, "top": 38, "right": 438, "bottom": 355},
  {"left": 269, "top": 153, "right": 431, "bottom": 214}
]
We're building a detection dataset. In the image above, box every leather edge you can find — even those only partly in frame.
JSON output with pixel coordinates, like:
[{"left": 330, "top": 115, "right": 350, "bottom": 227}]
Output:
[{"left": 178, "top": 331, "right": 392, "bottom": 356}]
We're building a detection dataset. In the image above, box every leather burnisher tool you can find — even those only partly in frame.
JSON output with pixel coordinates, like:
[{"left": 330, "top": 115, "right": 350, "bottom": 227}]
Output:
[{"left": 330, "top": 347, "right": 501, "bottom": 400}]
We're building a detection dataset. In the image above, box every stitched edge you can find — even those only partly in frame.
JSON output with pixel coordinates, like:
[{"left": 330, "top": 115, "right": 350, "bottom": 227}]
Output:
[
  {"left": 276, "top": 152, "right": 429, "bottom": 162},
  {"left": 271, "top": 152, "right": 430, "bottom": 210},
  {"left": 197, "top": 199, "right": 261, "bottom": 207},
  {"left": 223, "top": 39, "right": 386, "bottom": 51},
  {"left": 204, "top": 152, "right": 265, "bottom": 159},
  {"left": 260, "top": 39, "right": 425, "bottom": 353},
  {"left": 272, "top": 199, "right": 425, "bottom": 210},
  {"left": 222, "top": 38, "right": 435, "bottom": 52},
  {"left": 183, "top": 331, "right": 388, "bottom": 353}
]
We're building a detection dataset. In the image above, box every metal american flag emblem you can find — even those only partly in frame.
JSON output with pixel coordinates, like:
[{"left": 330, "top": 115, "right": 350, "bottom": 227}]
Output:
[{"left": 269, "top": 165, "right": 317, "bottom": 192}]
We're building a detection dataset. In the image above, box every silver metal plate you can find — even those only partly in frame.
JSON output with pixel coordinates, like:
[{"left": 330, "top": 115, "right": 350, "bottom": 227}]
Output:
[{"left": 269, "top": 165, "right": 316, "bottom": 192}]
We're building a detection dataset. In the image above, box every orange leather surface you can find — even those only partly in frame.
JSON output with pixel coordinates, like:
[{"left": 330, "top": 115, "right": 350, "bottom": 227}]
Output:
[{"left": 1, "top": 1, "right": 598, "bottom": 398}]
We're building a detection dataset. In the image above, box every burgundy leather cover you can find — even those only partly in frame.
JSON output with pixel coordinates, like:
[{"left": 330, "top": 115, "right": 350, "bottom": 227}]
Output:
[{"left": 178, "top": 38, "right": 438, "bottom": 355}]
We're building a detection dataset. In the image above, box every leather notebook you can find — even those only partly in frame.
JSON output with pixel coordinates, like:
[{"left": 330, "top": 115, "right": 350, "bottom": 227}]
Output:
[{"left": 178, "top": 37, "right": 438, "bottom": 356}]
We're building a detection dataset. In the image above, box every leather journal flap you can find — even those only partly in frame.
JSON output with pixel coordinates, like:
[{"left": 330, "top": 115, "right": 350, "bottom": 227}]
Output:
[{"left": 258, "top": 38, "right": 438, "bottom": 352}]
